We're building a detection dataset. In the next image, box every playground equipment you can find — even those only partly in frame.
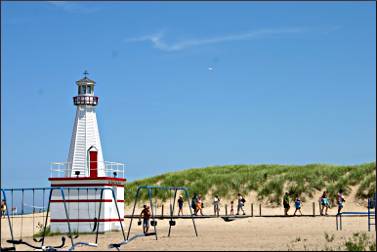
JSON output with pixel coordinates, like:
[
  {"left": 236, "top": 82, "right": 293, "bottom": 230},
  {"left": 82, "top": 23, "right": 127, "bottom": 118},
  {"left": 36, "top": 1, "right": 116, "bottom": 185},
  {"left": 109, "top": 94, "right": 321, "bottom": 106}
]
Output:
[
  {"left": 109, "top": 186, "right": 198, "bottom": 250},
  {"left": 336, "top": 193, "right": 376, "bottom": 232},
  {"left": 0, "top": 186, "right": 125, "bottom": 251}
]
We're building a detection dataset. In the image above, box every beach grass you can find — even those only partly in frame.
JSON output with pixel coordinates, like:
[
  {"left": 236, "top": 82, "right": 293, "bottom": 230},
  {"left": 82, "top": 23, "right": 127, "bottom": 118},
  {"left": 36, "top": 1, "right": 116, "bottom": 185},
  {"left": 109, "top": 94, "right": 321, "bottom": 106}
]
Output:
[{"left": 124, "top": 162, "right": 376, "bottom": 205}]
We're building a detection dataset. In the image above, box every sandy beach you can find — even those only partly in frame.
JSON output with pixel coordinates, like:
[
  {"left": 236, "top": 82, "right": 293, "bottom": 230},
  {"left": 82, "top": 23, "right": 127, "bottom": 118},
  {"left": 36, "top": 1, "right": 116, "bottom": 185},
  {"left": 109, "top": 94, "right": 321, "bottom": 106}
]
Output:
[{"left": 1, "top": 202, "right": 375, "bottom": 251}]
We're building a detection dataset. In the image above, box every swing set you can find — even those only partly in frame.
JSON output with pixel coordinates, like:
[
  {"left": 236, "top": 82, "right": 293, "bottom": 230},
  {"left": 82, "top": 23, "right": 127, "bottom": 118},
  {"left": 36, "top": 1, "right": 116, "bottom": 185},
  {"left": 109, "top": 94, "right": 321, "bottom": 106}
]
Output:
[
  {"left": 0, "top": 186, "right": 125, "bottom": 251},
  {"left": 109, "top": 185, "right": 198, "bottom": 251}
]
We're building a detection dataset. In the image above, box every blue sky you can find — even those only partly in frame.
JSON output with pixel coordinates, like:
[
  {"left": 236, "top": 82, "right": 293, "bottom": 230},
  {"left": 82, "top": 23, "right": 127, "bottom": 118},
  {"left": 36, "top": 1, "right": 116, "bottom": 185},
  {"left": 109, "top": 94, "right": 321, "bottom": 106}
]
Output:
[{"left": 1, "top": 2, "right": 376, "bottom": 188}]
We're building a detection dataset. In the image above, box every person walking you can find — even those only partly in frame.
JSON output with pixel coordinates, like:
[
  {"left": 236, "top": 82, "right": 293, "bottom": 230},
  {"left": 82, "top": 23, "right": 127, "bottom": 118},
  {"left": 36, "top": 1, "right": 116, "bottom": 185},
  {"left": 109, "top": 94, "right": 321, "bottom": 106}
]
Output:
[
  {"left": 191, "top": 193, "right": 198, "bottom": 216},
  {"left": 320, "top": 191, "right": 330, "bottom": 216},
  {"left": 236, "top": 193, "right": 246, "bottom": 215},
  {"left": 293, "top": 195, "right": 303, "bottom": 216},
  {"left": 213, "top": 195, "right": 220, "bottom": 217},
  {"left": 337, "top": 189, "right": 345, "bottom": 215},
  {"left": 196, "top": 194, "right": 204, "bottom": 216},
  {"left": 283, "top": 192, "right": 290, "bottom": 216},
  {"left": 177, "top": 195, "right": 184, "bottom": 216}
]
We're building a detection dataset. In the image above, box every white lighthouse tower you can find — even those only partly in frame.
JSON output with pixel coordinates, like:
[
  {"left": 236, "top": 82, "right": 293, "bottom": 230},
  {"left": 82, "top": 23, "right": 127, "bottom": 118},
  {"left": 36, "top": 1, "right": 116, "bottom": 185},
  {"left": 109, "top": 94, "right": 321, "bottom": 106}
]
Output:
[
  {"left": 49, "top": 72, "right": 126, "bottom": 233},
  {"left": 67, "top": 71, "right": 105, "bottom": 178}
]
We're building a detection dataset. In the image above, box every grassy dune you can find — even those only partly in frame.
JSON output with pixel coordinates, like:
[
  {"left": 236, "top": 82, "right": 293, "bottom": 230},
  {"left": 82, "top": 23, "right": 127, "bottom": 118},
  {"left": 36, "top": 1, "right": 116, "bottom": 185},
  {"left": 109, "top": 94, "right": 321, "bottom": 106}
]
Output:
[{"left": 124, "top": 162, "right": 376, "bottom": 205}]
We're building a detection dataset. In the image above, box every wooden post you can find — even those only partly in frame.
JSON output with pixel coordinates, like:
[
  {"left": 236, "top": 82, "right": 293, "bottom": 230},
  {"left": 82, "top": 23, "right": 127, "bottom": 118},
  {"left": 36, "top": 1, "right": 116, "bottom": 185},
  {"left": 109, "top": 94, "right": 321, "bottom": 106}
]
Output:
[
  {"left": 161, "top": 204, "right": 164, "bottom": 217},
  {"left": 259, "top": 204, "right": 262, "bottom": 216},
  {"left": 251, "top": 203, "right": 253, "bottom": 217},
  {"left": 318, "top": 202, "right": 321, "bottom": 215},
  {"left": 225, "top": 204, "right": 228, "bottom": 216},
  {"left": 312, "top": 202, "right": 315, "bottom": 216}
]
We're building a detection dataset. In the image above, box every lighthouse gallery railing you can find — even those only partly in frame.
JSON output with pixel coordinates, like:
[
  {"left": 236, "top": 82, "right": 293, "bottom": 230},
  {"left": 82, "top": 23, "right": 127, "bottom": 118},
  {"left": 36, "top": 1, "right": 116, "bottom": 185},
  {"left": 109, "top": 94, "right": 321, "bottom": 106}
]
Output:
[{"left": 50, "top": 161, "right": 125, "bottom": 178}]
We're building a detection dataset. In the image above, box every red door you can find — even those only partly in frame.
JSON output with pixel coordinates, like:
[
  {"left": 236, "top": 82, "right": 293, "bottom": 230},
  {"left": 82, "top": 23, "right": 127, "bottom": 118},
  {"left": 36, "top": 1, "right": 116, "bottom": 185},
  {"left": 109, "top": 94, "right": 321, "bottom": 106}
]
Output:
[{"left": 89, "top": 150, "right": 98, "bottom": 178}]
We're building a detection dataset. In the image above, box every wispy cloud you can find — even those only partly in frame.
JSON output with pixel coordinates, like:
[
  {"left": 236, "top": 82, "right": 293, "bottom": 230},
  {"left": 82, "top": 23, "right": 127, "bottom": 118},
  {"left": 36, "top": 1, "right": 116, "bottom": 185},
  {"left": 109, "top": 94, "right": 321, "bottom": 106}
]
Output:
[
  {"left": 48, "top": 1, "right": 100, "bottom": 14},
  {"left": 124, "top": 28, "right": 306, "bottom": 52}
]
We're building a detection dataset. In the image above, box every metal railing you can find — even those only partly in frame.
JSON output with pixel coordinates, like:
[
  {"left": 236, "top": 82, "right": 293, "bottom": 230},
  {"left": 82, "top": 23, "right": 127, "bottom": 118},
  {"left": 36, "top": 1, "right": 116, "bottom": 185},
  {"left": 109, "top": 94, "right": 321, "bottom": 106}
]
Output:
[{"left": 50, "top": 161, "right": 126, "bottom": 178}]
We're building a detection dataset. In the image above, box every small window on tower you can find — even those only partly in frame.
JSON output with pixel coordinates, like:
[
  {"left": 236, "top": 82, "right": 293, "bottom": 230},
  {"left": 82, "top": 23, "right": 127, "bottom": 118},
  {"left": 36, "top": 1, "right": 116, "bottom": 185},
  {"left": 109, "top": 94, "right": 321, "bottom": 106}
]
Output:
[
  {"left": 87, "top": 86, "right": 92, "bottom": 94},
  {"left": 78, "top": 86, "right": 81, "bottom": 95},
  {"left": 82, "top": 85, "right": 86, "bottom": 94}
]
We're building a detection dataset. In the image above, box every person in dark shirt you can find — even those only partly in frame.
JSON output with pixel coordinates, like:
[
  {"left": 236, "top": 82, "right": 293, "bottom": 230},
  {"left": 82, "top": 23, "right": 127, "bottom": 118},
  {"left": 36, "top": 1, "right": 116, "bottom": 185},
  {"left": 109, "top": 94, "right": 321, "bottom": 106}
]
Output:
[
  {"left": 178, "top": 195, "right": 184, "bottom": 216},
  {"left": 283, "top": 192, "right": 290, "bottom": 216},
  {"left": 236, "top": 193, "right": 246, "bottom": 215},
  {"left": 191, "top": 193, "right": 198, "bottom": 216},
  {"left": 139, "top": 205, "right": 151, "bottom": 234}
]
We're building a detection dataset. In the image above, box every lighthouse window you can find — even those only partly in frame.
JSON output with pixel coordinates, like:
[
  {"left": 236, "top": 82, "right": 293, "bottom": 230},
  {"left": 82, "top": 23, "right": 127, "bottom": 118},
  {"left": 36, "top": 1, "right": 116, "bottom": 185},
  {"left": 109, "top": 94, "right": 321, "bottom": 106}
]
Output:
[
  {"left": 87, "top": 86, "right": 92, "bottom": 94},
  {"left": 81, "top": 85, "right": 86, "bottom": 94}
]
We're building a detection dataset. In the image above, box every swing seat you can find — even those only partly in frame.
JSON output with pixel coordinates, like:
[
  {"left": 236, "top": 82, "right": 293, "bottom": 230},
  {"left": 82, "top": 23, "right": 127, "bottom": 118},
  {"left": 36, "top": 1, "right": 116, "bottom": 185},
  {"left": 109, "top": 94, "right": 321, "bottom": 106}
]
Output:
[
  {"left": 169, "top": 220, "right": 176, "bottom": 226},
  {"left": 33, "top": 237, "right": 44, "bottom": 243},
  {"left": 137, "top": 220, "right": 142, "bottom": 226},
  {"left": 150, "top": 220, "right": 157, "bottom": 226},
  {"left": 221, "top": 216, "right": 237, "bottom": 222}
]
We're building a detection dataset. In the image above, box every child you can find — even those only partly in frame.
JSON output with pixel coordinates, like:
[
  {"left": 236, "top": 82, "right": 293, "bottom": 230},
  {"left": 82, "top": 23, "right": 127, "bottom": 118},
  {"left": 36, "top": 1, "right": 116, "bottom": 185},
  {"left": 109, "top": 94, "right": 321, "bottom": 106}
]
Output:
[
  {"left": 337, "top": 189, "right": 345, "bottom": 215},
  {"left": 230, "top": 201, "right": 234, "bottom": 215},
  {"left": 139, "top": 205, "right": 151, "bottom": 234},
  {"left": 196, "top": 195, "right": 204, "bottom": 216},
  {"left": 178, "top": 195, "right": 184, "bottom": 216},
  {"left": 320, "top": 191, "right": 330, "bottom": 216},
  {"left": 293, "top": 195, "right": 302, "bottom": 216},
  {"left": 213, "top": 195, "right": 220, "bottom": 217}
]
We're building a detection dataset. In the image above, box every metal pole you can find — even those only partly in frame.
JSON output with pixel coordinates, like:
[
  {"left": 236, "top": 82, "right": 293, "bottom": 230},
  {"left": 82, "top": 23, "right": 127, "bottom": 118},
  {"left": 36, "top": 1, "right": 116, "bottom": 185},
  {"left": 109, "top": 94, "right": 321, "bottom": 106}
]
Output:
[
  {"left": 126, "top": 187, "right": 140, "bottom": 241},
  {"left": 0, "top": 189, "right": 14, "bottom": 241},
  {"left": 251, "top": 203, "right": 253, "bottom": 217},
  {"left": 42, "top": 189, "right": 53, "bottom": 246},
  {"left": 225, "top": 204, "right": 228, "bottom": 216},
  {"left": 340, "top": 214, "right": 342, "bottom": 230},
  {"left": 111, "top": 188, "right": 126, "bottom": 241},
  {"left": 148, "top": 188, "right": 158, "bottom": 240},
  {"left": 168, "top": 189, "right": 177, "bottom": 237},
  {"left": 59, "top": 187, "right": 74, "bottom": 248},
  {"left": 185, "top": 189, "right": 198, "bottom": 237},
  {"left": 313, "top": 202, "right": 315, "bottom": 216},
  {"left": 95, "top": 188, "right": 104, "bottom": 244},
  {"left": 161, "top": 204, "right": 164, "bottom": 218}
]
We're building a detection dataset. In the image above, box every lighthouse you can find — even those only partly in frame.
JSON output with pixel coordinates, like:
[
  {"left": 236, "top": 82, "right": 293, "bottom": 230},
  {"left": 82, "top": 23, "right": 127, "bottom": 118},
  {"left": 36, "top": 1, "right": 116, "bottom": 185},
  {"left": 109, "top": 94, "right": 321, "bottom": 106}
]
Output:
[
  {"left": 67, "top": 71, "right": 105, "bottom": 178},
  {"left": 49, "top": 72, "right": 126, "bottom": 233}
]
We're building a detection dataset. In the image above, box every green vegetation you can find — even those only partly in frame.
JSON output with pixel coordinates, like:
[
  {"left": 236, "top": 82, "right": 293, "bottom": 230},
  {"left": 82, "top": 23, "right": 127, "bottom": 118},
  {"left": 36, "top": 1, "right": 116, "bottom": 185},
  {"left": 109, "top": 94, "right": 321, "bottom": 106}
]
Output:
[
  {"left": 344, "top": 232, "right": 376, "bottom": 251},
  {"left": 33, "top": 225, "right": 62, "bottom": 238},
  {"left": 124, "top": 162, "right": 376, "bottom": 205},
  {"left": 33, "top": 224, "right": 96, "bottom": 238}
]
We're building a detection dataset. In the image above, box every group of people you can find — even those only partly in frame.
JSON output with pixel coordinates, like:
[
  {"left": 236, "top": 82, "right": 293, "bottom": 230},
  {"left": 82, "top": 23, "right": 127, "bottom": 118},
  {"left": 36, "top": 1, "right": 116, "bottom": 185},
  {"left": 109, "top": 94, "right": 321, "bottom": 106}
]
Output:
[
  {"left": 282, "top": 189, "right": 345, "bottom": 216},
  {"left": 283, "top": 193, "right": 303, "bottom": 216},
  {"left": 190, "top": 193, "right": 247, "bottom": 216},
  {"left": 318, "top": 189, "right": 345, "bottom": 215}
]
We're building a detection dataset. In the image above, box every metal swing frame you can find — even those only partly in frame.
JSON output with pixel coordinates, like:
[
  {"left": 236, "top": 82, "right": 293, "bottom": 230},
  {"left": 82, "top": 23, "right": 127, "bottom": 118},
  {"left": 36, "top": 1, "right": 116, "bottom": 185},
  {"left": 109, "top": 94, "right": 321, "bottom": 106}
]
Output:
[
  {"left": 1, "top": 187, "right": 69, "bottom": 251},
  {"left": 109, "top": 185, "right": 198, "bottom": 250},
  {"left": 1, "top": 186, "right": 126, "bottom": 251}
]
